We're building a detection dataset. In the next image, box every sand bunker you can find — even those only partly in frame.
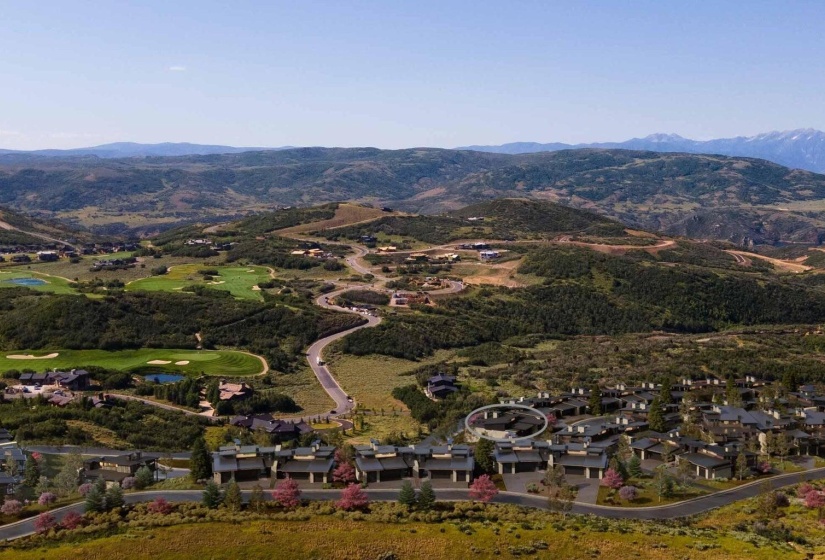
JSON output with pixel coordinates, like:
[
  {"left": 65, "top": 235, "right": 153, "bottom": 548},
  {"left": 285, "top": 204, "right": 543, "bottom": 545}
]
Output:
[
  {"left": 174, "top": 360, "right": 190, "bottom": 365},
  {"left": 252, "top": 285, "right": 261, "bottom": 291},
  {"left": 246, "top": 269, "right": 255, "bottom": 273},
  {"left": 6, "top": 352, "right": 59, "bottom": 360},
  {"left": 147, "top": 360, "right": 172, "bottom": 365},
  {"left": 208, "top": 281, "right": 225, "bottom": 285}
]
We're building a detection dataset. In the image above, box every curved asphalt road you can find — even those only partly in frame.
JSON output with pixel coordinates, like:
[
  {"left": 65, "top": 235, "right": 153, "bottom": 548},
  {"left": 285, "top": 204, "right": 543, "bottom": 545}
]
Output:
[
  {"left": 4, "top": 468, "right": 825, "bottom": 541},
  {"left": 304, "top": 242, "right": 462, "bottom": 418}
]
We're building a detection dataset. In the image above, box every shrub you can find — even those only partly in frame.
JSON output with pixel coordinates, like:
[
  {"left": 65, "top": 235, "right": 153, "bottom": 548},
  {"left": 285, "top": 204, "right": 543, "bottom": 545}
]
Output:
[
  {"left": 38, "top": 492, "right": 57, "bottom": 506},
  {"left": 798, "top": 483, "right": 815, "bottom": 499},
  {"left": 77, "top": 483, "right": 92, "bottom": 496},
  {"left": 337, "top": 483, "right": 369, "bottom": 511},
  {"left": 0, "top": 499, "right": 22, "bottom": 516},
  {"left": 273, "top": 478, "right": 302, "bottom": 509},
  {"left": 34, "top": 512, "right": 57, "bottom": 533},
  {"left": 121, "top": 477, "right": 137, "bottom": 490},
  {"left": 600, "top": 468, "right": 624, "bottom": 490},
  {"left": 60, "top": 511, "right": 84, "bottom": 530},
  {"left": 147, "top": 497, "right": 173, "bottom": 515},
  {"left": 619, "top": 486, "right": 638, "bottom": 502},
  {"left": 468, "top": 475, "right": 499, "bottom": 503}
]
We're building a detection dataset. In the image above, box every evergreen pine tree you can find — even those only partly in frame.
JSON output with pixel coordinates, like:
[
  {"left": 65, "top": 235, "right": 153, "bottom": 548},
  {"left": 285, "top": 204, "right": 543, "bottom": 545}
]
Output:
[
  {"left": 190, "top": 437, "right": 212, "bottom": 482},
  {"left": 627, "top": 454, "right": 643, "bottom": 479},
  {"left": 474, "top": 438, "right": 495, "bottom": 474},
  {"left": 134, "top": 465, "right": 154, "bottom": 490},
  {"left": 398, "top": 480, "right": 416, "bottom": 508},
  {"left": 588, "top": 383, "right": 602, "bottom": 415},
  {"left": 23, "top": 453, "right": 40, "bottom": 489},
  {"left": 648, "top": 397, "right": 666, "bottom": 432},
  {"left": 202, "top": 480, "right": 223, "bottom": 509},
  {"left": 224, "top": 479, "right": 243, "bottom": 511},
  {"left": 105, "top": 484, "right": 124, "bottom": 510},
  {"left": 84, "top": 484, "right": 105, "bottom": 513},
  {"left": 418, "top": 480, "right": 436, "bottom": 511},
  {"left": 659, "top": 376, "right": 674, "bottom": 405}
]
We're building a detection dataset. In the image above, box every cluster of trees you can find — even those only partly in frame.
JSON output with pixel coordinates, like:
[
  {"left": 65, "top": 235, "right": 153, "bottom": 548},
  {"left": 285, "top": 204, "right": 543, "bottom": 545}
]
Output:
[
  {"left": 226, "top": 239, "right": 321, "bottom": 269},
  {"left": 391, "top": 384, "right": 492, "bottom": 432},
  {"left": 337, "top": 290, "right": 390, "bottom": 306},
  {"left": 342, "top": 245, "right": 825, "bottom": 360},
  {"left": 0, "top": 396, "right": 209, "bottom": 450},
  {"left": 0, "top": 289, "right": 363, "bottom": 372}
]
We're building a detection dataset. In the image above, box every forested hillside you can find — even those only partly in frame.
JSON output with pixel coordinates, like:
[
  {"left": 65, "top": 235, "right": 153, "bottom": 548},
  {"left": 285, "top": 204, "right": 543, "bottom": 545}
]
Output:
[
  {"left": 4, "top": 147, "right": 825, "bottom": 244},
  {"left": 341, "top": 245, "right": 825, "bottom": 359}
]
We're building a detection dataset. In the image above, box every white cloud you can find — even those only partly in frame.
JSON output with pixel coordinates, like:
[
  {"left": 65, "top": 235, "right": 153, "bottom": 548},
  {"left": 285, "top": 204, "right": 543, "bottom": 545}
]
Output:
[
  {"left": 0, "top": 129, "right": 20, "bottom": 137},
  {"left": 168, "top": 65, "right": 187, "bottom": 72}
]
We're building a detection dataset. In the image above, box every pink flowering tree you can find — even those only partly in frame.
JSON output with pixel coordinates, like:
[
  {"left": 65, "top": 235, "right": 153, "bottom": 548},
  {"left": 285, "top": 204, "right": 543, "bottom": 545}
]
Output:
[
  {"left": 121, "top": 477, "right": 137, "bottom": 490},
  {"left": 468, "top": 474, "right": 499, "bottom": 503},
  {"left": 757, "top": 461, "right": 772, "bottom": 475},
  {"left": 31, "top": 452, "right": 43, "bottom": 463},
  {"left": 545, "top": 413, "right": 557, "bottom": 427},
  {"left": 60, "top": 511, "right": 84, "bottom": 530},
  {"left": 805, "top": 490, "right": 825, "bottom": 518},
  {"left": 38, "top": 492, "right": 57, "bottom": 506},
  {"left": 1, "top": 499, "right": 22, "bottom": 516},
  {"left": 34, "top": 512, "right": 57, "bottom": 533},
  {"left": 336, "top": 483, "right": 369, "bottom": 511},
  {"left": 77, "top": 483, "right": 92, "bottom": 497},
  {"left": 333, "top": 462, "right": 356, "bottom": 484},
  {"left": 272, "top": 478, "right": 302, "bottom": 509},
  {"left": 600, "top": 468, "right": 624, "bottom": 490},
  {"left": 147, "top": 497, "right": 173, "bottom": 515},
  {"left": 798, "top": 483, "right": 815, "bottom": 499},
  {"left": 619, "top": 485, "right": 638, "bottom": 502}
]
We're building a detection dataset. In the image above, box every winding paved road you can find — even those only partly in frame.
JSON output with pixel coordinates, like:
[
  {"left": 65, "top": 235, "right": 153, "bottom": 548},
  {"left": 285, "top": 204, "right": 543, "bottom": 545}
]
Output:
[{"left": 4, "top": 468, "right": 825, "bottom": 541}]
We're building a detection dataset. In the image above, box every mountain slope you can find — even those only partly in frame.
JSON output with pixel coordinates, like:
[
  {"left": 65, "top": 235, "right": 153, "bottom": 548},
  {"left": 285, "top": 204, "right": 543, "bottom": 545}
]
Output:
[
  {"left": 0, "top": 142, "right": 293, "bottom": 159},
  {"left": 460, "top": 128, "right": 825, "bottom": 173},
  {"left": 3, "top": 147, "right": 825, "bottom": 244}
]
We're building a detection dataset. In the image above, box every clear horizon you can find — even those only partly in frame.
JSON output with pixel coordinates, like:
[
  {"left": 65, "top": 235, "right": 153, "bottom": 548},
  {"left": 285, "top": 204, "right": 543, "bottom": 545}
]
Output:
[{"left": 2, "top": 1, "right": 824, "bottom": 150}]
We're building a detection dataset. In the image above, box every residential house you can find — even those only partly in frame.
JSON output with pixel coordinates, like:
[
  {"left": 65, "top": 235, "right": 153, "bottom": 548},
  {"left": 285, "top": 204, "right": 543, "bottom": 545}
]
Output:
[{"left": 83, "top": 451, "right": 156, "bottom": 484}]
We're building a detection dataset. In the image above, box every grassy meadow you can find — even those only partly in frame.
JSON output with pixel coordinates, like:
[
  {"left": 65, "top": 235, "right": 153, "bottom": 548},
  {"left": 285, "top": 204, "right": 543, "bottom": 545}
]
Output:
[
  {"left": 0, "top": 514, "right": 799, "bottom": 560},
  {"left": 0, "top": 348, "right": 264, "bottom": 376}
]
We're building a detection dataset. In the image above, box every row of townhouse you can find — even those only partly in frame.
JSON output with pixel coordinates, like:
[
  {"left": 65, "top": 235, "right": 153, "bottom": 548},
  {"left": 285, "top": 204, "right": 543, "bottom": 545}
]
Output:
[{"left": 211, "top": 441, "right": 476, "bottom": 485}]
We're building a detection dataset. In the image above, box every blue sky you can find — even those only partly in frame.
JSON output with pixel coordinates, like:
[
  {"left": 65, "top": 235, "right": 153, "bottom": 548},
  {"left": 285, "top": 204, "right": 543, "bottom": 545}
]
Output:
[{"left": 1, "top": 1, "right": 823, "bottom": 149}]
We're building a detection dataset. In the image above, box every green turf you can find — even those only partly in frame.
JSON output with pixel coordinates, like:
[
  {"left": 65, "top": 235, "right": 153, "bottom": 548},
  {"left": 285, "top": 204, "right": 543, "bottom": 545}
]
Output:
[
  {"left": 125, "top": 264, "right": 271, "bottom": 300},
  {"left": 0, "top": 270, "right": 77, "bottom": 294},
  {"left": 0, "top": 349, "right": 265, "bottom": 376}
]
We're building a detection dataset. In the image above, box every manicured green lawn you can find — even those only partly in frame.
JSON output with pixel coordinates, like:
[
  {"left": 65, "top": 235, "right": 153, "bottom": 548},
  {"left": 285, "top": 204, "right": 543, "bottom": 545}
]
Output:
[
  {"left": 0, "top": 270, "right": 77, "bottom": 294},
  {"left": 0, "top": 348, "right": 264, "bottom": 376},
  {"left": 126, "top": 264, "right": 271, "bottom": 300}
]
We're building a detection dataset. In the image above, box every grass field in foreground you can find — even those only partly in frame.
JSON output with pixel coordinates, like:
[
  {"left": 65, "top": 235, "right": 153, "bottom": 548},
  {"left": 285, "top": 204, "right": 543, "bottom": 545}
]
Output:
[
  {"left": 0, "top": 270, "right": 77, "bottom": 294},
  {"left": 126, "top": 264, "right": 271, "bottom": 300},
  {"left": 0, "top": 517, "right": 795, "bottom": 560},
  {"left": 0, "top": 349, "right": 264, "bottom": 376}
]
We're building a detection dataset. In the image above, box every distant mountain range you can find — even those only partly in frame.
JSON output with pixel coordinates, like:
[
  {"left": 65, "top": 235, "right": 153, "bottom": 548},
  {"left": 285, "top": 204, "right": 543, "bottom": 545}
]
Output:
[
  {"left": 4, "top": 146, "right": 825, "bottom": 245},
  {"left": 459, "top": 129, "right": 825, "bottom": 173},
  {"left": 0, "top": 142, "right": 294, "bottom": 159}
]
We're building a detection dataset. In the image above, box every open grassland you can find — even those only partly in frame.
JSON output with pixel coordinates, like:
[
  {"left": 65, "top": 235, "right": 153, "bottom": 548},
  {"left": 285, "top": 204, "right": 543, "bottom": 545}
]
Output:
[
  {"left": 278, "top": 203, "right": 395, "bottom": 234},
  {"left": 0, "top": 349, "right": 264, "bottom": 376},
  {"left": 345, "top": 413, "right": 423, "bottom": 445},
  {"left": 267, "top": 366, "right": 336, "bottom": 416},
  {"left": 126, "top": 264, "right": 271, "bottom": 300},
  {"left": 0, "top": 515, "right": 799, "bottom": 560},
  {"left": 326, "top": 348, "right": 455, "bottom": 411},
  {"left": 0, "top": 270, "right": 77, "bottom": 294}
]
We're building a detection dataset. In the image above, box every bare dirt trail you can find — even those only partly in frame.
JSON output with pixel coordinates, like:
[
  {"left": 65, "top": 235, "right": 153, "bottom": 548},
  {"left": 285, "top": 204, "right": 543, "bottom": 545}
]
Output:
[
  {"left": 0, "top": 218, "right": 79, "bottom": 250},
  {"left": 725, "top": 250, "right": 812, "bottom": 273}
]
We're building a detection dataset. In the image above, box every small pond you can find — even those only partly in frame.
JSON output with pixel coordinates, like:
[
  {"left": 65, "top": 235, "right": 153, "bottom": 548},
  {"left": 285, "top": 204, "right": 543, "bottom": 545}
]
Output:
[
  {"left": 2, "top": 277, "right": 46, "bottom": 286},
  {"left": 143, "top": 374, "right": 185, "bottom": 384}
]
